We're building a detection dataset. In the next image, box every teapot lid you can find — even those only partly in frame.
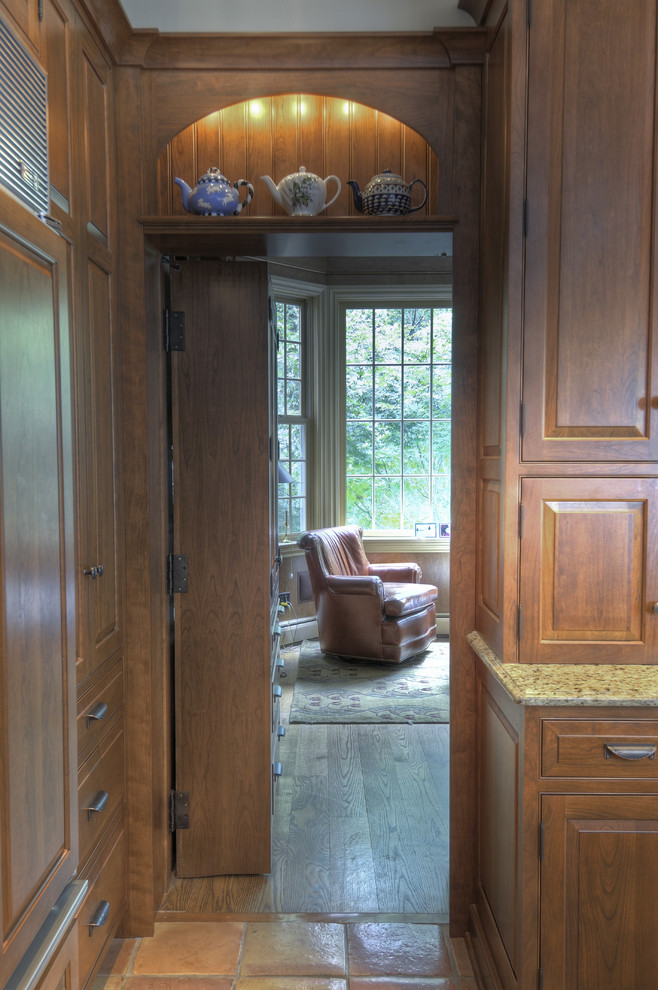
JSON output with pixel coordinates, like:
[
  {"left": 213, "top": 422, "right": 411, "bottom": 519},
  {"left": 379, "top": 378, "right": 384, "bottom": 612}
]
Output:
[{"left": 198, "top": 166, "right": 230, "bottom": 184}]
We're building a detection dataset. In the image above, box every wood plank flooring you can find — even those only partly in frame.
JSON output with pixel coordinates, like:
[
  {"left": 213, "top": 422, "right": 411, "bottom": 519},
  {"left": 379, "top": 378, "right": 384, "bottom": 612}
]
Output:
[{"left": 158, "top": 644, "right": 449, "bottom": 918}]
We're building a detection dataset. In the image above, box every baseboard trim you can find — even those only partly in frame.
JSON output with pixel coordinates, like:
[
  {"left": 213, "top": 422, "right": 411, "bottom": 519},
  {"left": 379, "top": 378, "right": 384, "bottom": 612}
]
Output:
[{"left": 281, "top": 614, "right": 449, "bottom": 645}]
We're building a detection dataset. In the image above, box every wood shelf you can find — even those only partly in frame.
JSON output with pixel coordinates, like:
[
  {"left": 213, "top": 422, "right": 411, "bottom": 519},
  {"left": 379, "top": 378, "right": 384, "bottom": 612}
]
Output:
[{"left": 140, "top": 215, "right": 455, "bottom": 258}]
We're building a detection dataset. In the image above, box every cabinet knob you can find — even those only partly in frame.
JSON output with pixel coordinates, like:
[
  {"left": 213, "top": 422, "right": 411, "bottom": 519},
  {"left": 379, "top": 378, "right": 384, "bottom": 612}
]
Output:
[
  {"left": 652, "top": 603, "right": 658, "bottom": 615},
  {"left": 83, "top": 563, "right": 104, "bottom": 579},
  {"left": 88, "top": 900, "right": 110, "bottom": 936}
]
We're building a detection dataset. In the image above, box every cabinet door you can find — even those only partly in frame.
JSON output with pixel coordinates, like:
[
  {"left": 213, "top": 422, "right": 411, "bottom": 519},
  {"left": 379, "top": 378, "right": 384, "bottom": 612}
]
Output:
[
  {"left": 0, "top": 198, "right": 78, "bottom": 985},
  {"left": 522, "top": 0, "right": 658, "bottom": 461},
  {"left": 520, "top": 478, "right": 658, "bottom": 662},
  {"left": 1, "top": 0, "right": 41, "bottom": 51},
  {"left": 541, "top": 793, "right": 658, "bottom": 990}
]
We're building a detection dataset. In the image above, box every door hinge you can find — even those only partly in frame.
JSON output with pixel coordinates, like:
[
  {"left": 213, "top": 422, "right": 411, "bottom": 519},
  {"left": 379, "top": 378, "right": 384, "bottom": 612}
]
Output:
[
  {"left": 539, "top": 821, "right": 545, "bottom": 862},
  {"left": 167, "top": 553, "right": 189, "bottom": 594},
  {"left": 517, "top": 604, "right": 523, "bottom": 642},
  {"left": 164, "top": 309, "right": 185, "bottom": 351},
  {"left": 520, "top": 401, "right": 526, "bottom": 437},
  {"left": 38, "top": 0, "right": 44, "bottom": 20},
  {"left": 527, "top": 0, "right": 533, "bottom": 28},
  {"left": 169, "top": 790, "right": 190, "bottom": 831},
  {"left": 519, "top": 502, "right": 524, "bottom": 540},
  {"left": 538, "top": 967, "right": 543, "bottom": 990}
]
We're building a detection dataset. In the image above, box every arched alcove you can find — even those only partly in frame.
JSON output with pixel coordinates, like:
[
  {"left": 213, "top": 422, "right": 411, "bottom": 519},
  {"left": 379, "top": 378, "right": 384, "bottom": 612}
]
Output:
[{"left": 157, "top": 94, "right": 440, "bottom": 218}]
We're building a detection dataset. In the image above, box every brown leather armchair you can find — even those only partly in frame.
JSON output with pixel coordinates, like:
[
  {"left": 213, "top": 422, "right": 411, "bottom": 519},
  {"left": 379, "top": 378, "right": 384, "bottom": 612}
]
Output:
[{"left": 298, "top": 525, "right": 438, "bottom": 663}]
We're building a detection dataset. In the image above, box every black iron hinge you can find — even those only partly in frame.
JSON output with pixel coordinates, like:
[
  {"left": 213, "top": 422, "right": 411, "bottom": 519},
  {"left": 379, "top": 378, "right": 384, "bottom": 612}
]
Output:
[
  {"left": 527, "top": 0, "right": 533, "bottom": 28},
  {"left": 520, "top": 401, "right": 526, "bottom": 437},
  {"left": 38, "top": 0, "right": 44, "bottom": 20},
  {"left": 539, "top": 821, "right": 545, "bottom": 862},
  {"left": 163, "top": 309, "right": 185, "bottom": 351},
  {"left": 167, "top": 553, "right": 189, "bottom": 594},
  {"left": 519, "top": 502, "right": 524, "bottom": 540},
  {"left": 169, "top": 790, "right": 190, "bottom": 831}
]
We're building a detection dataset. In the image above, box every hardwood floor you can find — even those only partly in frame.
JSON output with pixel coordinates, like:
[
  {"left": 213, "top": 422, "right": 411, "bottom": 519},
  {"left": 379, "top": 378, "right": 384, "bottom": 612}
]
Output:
[{"left": 158, "top": 644, "right": 450, "bottom": 918}]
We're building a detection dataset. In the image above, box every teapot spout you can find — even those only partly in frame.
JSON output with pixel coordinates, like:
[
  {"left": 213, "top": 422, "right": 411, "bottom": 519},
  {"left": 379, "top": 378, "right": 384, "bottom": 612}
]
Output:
[
  {"left": 347, "top": 180, "right": 363, "bottom": 213},
  {"left": 260, "top": 175, "right": 284, "bottom": 208},
  {"left": 174, "top": 177, "right": 192, "bottom": 212}
]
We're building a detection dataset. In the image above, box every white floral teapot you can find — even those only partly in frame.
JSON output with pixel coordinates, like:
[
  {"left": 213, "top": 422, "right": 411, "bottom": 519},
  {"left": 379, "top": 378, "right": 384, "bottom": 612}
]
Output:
[{"left": 260, "top": 166, "right": 341, "bottom": 216}]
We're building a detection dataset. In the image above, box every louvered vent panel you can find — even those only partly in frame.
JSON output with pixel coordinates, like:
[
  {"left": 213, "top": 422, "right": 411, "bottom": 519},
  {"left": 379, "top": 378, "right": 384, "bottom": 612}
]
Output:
[{"left": 0, "top": 16, "right": 48, "bottom": 214}]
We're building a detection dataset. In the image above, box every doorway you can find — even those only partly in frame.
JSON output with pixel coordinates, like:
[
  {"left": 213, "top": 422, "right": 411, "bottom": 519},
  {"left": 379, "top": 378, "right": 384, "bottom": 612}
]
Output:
[{"left": 162, "top": 248, "right": 452, "bottom": 917}]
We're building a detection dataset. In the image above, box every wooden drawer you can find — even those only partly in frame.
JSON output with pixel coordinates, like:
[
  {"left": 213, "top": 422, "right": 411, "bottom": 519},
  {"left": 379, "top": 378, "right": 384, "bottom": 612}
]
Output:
[
  {"left": 78, "top": 717, "right": 124, "bottom": 864},
  {"left": 77, "top": 823, "right": 126, "bottom": 989},
  {"left": 77, "top": 658, "right": 124, "bottom": 759},
  {"left": 542, "top": 720, "right": 658, "bottom": 778}
]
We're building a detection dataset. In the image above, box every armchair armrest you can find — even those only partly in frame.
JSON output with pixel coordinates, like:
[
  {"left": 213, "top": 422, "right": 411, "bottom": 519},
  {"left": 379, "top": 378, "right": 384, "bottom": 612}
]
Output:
[
  {"left": 326, "top": 573, "right": 385, "bottom": 605},
  {"left": 367, "top": 562, "right": 422, "bottom": 583}
]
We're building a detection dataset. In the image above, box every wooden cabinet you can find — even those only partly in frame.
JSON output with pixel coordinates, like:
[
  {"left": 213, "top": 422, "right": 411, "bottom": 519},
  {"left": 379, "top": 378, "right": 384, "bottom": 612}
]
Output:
[
  {"left": 471, "top": 656, "right": 658, "bottom": 990},
  {"left": 477, "top": 0, "right": 658, "bottom": 663},
  {"left": 0, "top": 193, "right": 78, "bottom": 987}
]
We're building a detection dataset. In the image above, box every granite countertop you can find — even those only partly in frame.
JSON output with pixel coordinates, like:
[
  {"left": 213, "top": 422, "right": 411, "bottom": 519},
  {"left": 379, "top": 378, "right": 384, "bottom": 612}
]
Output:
[{"left": 467, "top": 631, "right": 658, "bottom": 707}]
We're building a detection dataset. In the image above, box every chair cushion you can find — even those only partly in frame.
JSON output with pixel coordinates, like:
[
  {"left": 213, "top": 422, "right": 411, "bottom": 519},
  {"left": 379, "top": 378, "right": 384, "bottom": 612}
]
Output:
[{"left": 382, "top": 582, "right": 438, "bottom": 618}]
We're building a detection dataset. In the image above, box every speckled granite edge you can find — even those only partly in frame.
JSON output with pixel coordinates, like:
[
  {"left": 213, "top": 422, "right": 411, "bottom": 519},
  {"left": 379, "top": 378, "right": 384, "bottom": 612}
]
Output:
[{"left": 467, "top": 631, "right": 658, "bottom": 706}]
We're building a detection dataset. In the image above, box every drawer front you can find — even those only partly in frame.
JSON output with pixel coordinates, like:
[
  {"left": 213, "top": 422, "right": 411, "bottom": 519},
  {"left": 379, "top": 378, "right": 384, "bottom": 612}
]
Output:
[
  {"left": 77, "top": 824, "right": 126, "bottom": 988},
  {"left": 78, "top": 718, "right": 124, "bottom": 864},
  {"left": 77, "top": 658, "right": 124, "bottom": 758},
  {"left": 542, "top": 720, "right": 658, "bottom": 778}
]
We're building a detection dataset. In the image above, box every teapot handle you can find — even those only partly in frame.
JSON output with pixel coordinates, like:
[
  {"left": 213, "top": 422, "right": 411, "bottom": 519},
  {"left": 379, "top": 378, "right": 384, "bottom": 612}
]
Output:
[
  {"left": 323, "top": 175, "right": 342, "bottom": 211},
  {"left": 233, "top": 179, "right": 254, "bottom": 214},
  {"left": 407, "top": 178, "right": 428, "bottom": 214}
]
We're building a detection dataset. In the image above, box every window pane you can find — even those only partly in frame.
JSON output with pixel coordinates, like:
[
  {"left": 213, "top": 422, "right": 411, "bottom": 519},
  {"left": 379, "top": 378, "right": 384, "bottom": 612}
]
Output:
[
  {"left": 286, "top": 379, "right": 302, "bottom": 415},
  {"left": 374, "top": 365, "right": 402, "bottom": 419},
  {"left": 404, "top": 308, "right": 432, "bottom": 363},
  {"left": 433, "top": 308, "right": 452, "bottom": 362},
  {"left": 346, "top": 421, "right": 373, "bottom": 475},
  {"left": 404, "top": 365, "right": 431, "bottom": 419},
  {"left": 374, "top": 477, "right": 401, "bottom": 529},
  {"left": 403, "top": 421, "right": 431, "bottom": 474},
  {"left": 432, "top": 365, "right": 451, "bottom": 418},
  {"left": 346, "top": 365, "right": 373, "bottom": 419},
  {"left": 432, "top": 421, "right": 451, "bottom": 474},
  {"left": 346, "top": 309, "right": 373, "bottom": 363},
  {"left": 374, "top": 421, "right": 401, "bottom": 475},
  {"left": 403, "top": 477, "right": 431, "bottom": 529},
  {"left": 346, "top": 477, "right": 373, "bottom": 528},
  {"left": 290, "top": 423, "right": 305, "bottom": 460},
  {"left": 375, "top": 309, "right": 402, "bottom": 363},
  {"left": 286, "top": 342, "right": 301, "bottom": 378},
  {"left": 290, "top": 498, "right": 305, "bottom": 532},
  {"left": 432, "top": 474, "right": 451, "bottom": 525}
]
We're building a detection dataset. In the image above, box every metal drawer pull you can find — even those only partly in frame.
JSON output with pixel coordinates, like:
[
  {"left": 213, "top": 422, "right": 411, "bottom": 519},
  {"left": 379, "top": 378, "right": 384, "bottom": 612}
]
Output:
[
  {"left": 83, "top": 563, "right": 104, "bottom": 579},
  {"left": 85, "top": 790, "right": 109, "bottom": 820},
  {"left": 86, "top": 700, "right": 108, "bottom": 728},
  {"left": 604, "top": 743, "right": 656, "bottom": 761},
  {"left": 88, "top": 900, "right": 110, "bottom": 936}
]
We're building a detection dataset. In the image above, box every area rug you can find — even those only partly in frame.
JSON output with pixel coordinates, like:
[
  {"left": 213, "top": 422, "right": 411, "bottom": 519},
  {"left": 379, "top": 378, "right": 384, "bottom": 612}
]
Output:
[{"left": 289, "top": 638, "right": 450, "bottom": 724}]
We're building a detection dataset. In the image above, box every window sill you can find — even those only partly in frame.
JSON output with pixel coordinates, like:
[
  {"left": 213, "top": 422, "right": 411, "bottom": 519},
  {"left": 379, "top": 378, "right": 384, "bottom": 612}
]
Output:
[{"left": 278, "top": 536, "right": 450, "bottom": 555}]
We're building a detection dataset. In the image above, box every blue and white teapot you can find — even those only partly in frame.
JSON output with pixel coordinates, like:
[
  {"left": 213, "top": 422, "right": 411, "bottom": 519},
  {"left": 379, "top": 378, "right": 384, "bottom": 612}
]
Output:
[{"left": 174, "top": 166, "right": 254, "bottom": 216}]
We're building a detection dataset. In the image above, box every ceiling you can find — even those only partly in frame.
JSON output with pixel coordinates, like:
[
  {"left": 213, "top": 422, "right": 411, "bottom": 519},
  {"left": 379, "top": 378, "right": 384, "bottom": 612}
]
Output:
[{"left": 117, "top": 0, "right": 474, "bottom": 34}]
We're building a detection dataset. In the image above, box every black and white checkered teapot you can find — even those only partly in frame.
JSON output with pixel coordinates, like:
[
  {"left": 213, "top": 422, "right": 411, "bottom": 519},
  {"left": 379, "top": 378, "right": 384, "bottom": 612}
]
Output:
[{"left": 348, "top": 169, "right": 428, "bottom": 216}]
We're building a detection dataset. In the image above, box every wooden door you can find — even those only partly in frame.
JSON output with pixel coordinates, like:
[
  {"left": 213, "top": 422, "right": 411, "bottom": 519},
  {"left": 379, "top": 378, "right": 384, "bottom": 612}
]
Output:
[
  {"left": 0, "top": 196, "right": 78, "bottom": 984},
  {"left": 541, "top": 793, "right": 658, "bottom": 990},
  {"left": 520, "top": 477, "right": 658, "bottom": 662},
  {"left": 170, "top": 259, "right": 273, "bottom": 877},
  {"left": 522, "top": 0, "right": 658, "bottom": 462}
]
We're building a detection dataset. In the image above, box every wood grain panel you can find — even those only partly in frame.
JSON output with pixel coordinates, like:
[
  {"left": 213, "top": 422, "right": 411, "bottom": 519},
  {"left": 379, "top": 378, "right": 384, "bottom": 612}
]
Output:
[
  {"left": 247, "top": 97, "right": 274, "bottom": 218},
  {"left": 218, "top": 102, "right": 249, "bottom": 213},
  {"left": 541, "top": 794, "right": 658, "bottom": 990},
  {"left": 520, "top": 478, "right": 658, "bottom": 663},
  {"left": 82, "top": 41, "right": 110, "bottom": 240},
  {"left": 42, "top": 0, "right": 73, "bottom": 209},
  {"left": 323, "top": 97, "right": 350, "bottom": 218},
  {"left": 479, "top": 479, "right": 501, "bottom": 619},
  {"left": 172, "top": 259, "right": 272, "bottom": 877},
  {"left": 478, "top": 689, "right": 519, "bottom": 972},
  {"left": 523, "top": 0, "right": 658, "bottom": 460}
]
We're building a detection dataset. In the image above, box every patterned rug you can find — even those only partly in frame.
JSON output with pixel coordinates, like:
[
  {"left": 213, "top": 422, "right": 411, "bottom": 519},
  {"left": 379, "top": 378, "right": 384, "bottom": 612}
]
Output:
[{"left": 288, "top": 638, "right": 450, "bottom": 724}]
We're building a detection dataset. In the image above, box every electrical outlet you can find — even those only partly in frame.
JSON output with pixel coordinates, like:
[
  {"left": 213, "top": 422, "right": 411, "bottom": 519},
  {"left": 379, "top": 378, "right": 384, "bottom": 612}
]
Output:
[{"left": 279, "top": 591, "right": 291, "bottom": 604}]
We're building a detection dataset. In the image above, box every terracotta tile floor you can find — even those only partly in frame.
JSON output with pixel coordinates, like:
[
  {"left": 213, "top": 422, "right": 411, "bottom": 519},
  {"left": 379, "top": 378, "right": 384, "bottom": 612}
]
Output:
[{"left": 95, "top": 920, "right": 479, "bottom": 989}]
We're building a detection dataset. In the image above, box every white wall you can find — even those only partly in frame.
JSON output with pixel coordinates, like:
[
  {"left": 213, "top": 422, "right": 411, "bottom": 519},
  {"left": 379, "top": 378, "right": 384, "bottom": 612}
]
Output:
[{"left": 118, "top": 0, "right": 473, "bottom": 33}]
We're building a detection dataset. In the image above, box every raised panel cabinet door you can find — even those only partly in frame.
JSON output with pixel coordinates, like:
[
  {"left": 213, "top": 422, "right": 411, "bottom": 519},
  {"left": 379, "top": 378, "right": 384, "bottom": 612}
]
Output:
[
  {"left": 522, "top": 0, "right": 658, "bottom": 461},
  {"left": 1, "top": 0, "right": 41, "bottom": 51},
  {"left": 520, "top": 478, "right": 658, "bottom": 662},
  {"left": 0, "top": 197, "right": 78, "bottom": 985},
  {"left": 77, "top": 257, "right": 122, "bottom": 682},
  {"left": 171, "top": 259, "right": 273, "bottom": 877},
  {"left": 540, "top": 793, "right": 658, "bottom": 990}
]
